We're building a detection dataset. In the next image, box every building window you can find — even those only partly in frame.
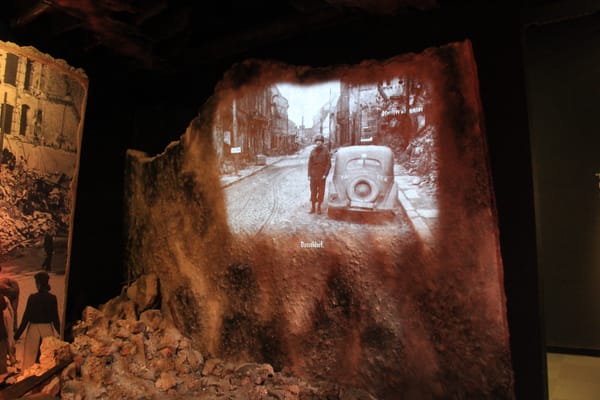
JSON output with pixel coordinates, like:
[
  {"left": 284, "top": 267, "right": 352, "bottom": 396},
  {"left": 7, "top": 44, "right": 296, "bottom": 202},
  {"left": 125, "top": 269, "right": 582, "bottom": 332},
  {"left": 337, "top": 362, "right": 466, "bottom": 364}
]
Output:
[
  {"left": 19, "top": 104, "right": 30, "bottom": 136},
  {"left": 23, "top": 59, "right": 33, "bottom": 90},
  {"left": 4, "top": 53, "right": 18, "bottom": 86},
  {"left": 1, "top": 103, "right": 14, "bottom": 134},
  {"left": 33, "top": 109, "right": 42, "bottom": 143}
]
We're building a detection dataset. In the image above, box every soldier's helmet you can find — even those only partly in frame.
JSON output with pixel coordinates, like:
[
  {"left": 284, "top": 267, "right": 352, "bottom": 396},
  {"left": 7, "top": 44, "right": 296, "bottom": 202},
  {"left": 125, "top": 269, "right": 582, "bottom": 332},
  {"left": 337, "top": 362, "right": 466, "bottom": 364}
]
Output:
[{"left": 314, "top": 134, "right": 325, "bottom": 143}]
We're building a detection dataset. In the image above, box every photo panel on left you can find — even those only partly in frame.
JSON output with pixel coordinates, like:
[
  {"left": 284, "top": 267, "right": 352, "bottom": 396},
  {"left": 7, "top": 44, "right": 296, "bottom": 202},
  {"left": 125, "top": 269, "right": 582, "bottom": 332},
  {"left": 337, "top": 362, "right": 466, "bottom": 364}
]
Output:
[{"left": 0, "top": 40, "right": 87, "bottom": 373}]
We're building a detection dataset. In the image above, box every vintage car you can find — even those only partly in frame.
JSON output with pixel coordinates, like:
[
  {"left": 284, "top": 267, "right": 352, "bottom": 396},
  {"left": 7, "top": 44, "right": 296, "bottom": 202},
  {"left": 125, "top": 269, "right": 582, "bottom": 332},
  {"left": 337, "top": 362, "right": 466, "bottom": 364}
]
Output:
[{"left": 327, "top": 145, "right": 401, "bottom": 220}]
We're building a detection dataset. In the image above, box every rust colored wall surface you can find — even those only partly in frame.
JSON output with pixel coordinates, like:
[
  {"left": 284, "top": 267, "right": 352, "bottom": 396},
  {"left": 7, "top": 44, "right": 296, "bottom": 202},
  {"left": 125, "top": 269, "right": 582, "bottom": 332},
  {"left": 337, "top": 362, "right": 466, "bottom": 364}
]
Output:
[{"left": 125, "top": 40, "right": 514, "bottom": 399}]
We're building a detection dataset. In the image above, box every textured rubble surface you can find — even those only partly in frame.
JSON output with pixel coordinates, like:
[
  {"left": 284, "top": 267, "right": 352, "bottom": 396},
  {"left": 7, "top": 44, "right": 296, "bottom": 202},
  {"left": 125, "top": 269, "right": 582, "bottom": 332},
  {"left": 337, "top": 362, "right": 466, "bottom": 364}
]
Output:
[
  {"left": 24, "top": 274, "right": 377, "bottom": 399},
  {"left": 0, "top": 157, "right": 71, "bottom": 255}
]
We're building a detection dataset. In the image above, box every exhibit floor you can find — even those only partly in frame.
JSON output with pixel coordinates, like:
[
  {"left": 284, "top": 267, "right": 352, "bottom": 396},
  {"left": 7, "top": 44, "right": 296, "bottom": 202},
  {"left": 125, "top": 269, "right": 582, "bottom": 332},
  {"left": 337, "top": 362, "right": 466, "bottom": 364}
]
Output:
[{"left": 547, "top": 352, "right": 600, "bottom": 399}]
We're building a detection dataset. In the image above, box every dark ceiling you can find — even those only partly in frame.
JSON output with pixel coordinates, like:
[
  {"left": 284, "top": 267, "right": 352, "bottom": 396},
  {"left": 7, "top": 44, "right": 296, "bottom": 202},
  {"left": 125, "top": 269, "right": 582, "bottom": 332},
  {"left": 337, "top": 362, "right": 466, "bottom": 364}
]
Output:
[
  {"left": 1, "top": 0, "right": 570, "bottom": 100},
  {"left": 2, "top": 0, "right": 440, "bottom": 75}
]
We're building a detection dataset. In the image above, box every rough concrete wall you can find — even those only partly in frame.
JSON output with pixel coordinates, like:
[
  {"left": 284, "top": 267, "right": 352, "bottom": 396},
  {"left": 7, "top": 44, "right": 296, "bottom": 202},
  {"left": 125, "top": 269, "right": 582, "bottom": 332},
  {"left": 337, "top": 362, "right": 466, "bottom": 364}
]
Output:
[
  {"left": 125, "top": 104, "right": 232, "bottom": 356},
  {"left": 125, "top": 40, "right": 514, "bottom": 399}
]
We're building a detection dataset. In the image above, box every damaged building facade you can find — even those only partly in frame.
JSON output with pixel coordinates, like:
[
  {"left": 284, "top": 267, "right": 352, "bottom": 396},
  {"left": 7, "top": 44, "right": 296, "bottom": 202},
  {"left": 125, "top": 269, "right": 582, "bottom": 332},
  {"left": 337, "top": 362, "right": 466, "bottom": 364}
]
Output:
[
  {"left": 212, "top": 84, "right": 296, "bottom": 170},
  {"left": 332, "top": 78, "right": 428, "bottom": 154},
  {"left": 0, "top": 41, "right": 86, "bottom": 255},
  {"left": 211, "top": 75, "right": 429, "bottom": 175},
  {"left": 0, "top": 43, "right": 84, "bottom": 174}
]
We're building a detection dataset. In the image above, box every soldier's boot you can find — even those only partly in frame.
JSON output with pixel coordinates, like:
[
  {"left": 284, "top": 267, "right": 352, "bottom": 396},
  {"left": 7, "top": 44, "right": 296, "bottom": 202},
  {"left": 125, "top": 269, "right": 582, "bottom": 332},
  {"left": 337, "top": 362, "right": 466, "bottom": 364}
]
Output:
[
  {"left": 309, "top": 202, "right": 316, "bottom": 214},
  {"left": 316, "top": 202, "right": 322, "bottom": 214}
]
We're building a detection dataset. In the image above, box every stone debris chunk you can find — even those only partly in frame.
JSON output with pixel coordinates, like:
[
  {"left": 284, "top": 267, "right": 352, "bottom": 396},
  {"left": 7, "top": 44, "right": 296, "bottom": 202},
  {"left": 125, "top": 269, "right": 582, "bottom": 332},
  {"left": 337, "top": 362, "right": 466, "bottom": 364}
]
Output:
[
  {"left": 155, "top": 371, "right": 178, "bottom": 391},
  {"left": 127, "top": 272, "right": 159, "bottom": 312},
  {"left": 47, "top": 273, "right": 378, "bottom": 399}
]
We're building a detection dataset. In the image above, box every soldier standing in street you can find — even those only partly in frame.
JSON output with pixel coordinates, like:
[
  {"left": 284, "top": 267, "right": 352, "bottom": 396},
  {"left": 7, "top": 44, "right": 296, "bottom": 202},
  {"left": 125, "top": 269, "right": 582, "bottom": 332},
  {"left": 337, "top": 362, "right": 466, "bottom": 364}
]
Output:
[{"left": 307, "top": 134, "right": 331, "bottom": 214}]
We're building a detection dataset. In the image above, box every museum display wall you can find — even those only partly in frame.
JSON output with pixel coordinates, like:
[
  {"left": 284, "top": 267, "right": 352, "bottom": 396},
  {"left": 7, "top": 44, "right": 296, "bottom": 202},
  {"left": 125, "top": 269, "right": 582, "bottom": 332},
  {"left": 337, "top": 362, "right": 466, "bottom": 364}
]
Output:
[
  {"left": 125, "top": 40, "right": 514, "bottom": 399},
  {"left": 1, "top": 2, "right": 548, "bottom": 399}
]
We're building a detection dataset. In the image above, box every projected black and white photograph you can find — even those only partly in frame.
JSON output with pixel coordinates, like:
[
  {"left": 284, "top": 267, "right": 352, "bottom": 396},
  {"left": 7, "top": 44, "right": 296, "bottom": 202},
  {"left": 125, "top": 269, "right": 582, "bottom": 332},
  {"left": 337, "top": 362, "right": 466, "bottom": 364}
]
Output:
[
  {"left": 215, "top": 77, "right": 438, "bottom": 244},
  {"left": 0, "top": 40, "right": 87, "bottom": 376},
  {"left": 125, "top": 40, "right": 515, "bottom": 399}
]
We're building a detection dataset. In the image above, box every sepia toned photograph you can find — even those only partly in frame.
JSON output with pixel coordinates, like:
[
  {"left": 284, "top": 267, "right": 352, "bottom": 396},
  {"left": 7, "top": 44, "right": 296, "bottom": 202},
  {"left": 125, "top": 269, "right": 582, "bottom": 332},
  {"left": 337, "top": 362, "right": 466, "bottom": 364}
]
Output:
[
  {"left": 125, "top": 40, "right": 514, "bottom": 399},
  {"left": 216, "top": 78, "right": 436, "bottom": 239},
  {"left": 0, "top": 40, "right": 87, "bottom": 375}
]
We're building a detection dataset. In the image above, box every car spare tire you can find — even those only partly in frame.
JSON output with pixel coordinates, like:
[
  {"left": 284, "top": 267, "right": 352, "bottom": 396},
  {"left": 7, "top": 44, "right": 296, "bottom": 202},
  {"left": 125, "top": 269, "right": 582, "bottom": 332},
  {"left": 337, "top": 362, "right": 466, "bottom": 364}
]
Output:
[{"left": 347, "top": 177, "right": 379, "bottom": 203}]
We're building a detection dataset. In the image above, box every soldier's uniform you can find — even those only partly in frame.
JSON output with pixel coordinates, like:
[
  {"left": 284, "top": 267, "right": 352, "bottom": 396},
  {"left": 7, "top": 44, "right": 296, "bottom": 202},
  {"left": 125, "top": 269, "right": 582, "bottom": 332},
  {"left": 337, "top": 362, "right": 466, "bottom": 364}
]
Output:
[{"left": 307, "top": 135, "right": 331, "bottom": 214}]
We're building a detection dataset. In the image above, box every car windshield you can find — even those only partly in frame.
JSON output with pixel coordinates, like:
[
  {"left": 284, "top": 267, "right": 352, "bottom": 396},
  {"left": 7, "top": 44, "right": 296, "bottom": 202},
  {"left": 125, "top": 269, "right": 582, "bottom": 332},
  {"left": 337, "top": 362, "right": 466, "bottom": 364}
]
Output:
[{"left": 345, "top": 158, "right": 382, "bottom": 170}]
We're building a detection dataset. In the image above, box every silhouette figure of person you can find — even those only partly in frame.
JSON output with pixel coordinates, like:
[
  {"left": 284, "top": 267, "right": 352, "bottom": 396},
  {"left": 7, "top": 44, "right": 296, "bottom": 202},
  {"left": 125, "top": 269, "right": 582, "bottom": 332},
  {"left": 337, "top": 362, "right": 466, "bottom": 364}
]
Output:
[{"left": 14, "top": 272, "right": 60, "bottom": 370}]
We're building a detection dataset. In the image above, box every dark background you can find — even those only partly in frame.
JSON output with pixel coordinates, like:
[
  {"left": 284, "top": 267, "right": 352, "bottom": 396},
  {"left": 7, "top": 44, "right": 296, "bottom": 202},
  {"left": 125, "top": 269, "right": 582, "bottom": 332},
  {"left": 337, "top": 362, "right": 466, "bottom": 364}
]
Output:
[
  {"left": 2, "top": 0, "right": 597, "bottom": 398},
  {"left": 524, "top": 4, "right": 600, "bottom": 354}
]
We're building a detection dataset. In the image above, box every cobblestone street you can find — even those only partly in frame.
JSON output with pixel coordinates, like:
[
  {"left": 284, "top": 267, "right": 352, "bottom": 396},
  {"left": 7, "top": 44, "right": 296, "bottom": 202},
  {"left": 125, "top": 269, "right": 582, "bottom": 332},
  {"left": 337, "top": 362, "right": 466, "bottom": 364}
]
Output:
[{"left": 222, "top": 145, "right": 439, "bottom": 246}]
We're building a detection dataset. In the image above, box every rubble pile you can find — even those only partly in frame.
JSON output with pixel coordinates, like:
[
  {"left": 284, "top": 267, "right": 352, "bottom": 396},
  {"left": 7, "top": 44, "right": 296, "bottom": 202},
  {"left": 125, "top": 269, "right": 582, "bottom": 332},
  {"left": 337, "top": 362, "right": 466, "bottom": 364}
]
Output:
[
  {"left": 403, "top": 127, "right": 438, "bottom": 186},
  {"left": 0, "top": 152, "right": 71, "bottom": 255},
  {"left": 28, "top": 274, "right": 378, "bottom": 399}
]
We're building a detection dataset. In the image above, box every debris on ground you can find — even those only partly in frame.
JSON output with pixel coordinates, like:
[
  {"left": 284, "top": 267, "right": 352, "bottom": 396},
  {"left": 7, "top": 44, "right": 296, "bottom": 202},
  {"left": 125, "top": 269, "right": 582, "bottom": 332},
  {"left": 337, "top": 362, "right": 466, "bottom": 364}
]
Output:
[{"left": 4, "top": 274, "right": 378, "bottom": 399}]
